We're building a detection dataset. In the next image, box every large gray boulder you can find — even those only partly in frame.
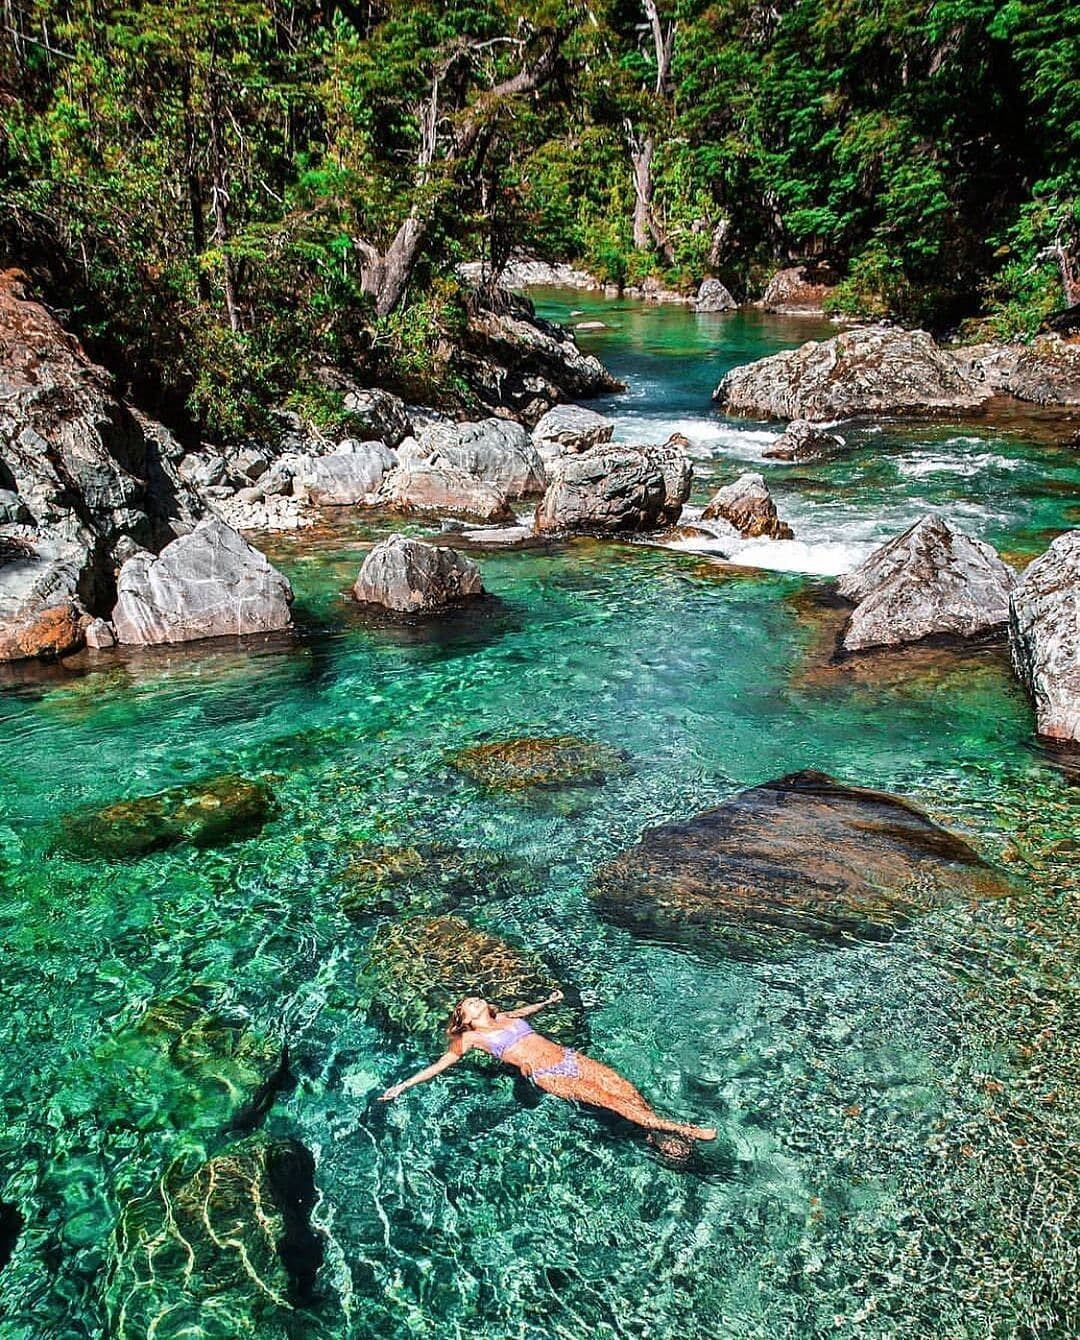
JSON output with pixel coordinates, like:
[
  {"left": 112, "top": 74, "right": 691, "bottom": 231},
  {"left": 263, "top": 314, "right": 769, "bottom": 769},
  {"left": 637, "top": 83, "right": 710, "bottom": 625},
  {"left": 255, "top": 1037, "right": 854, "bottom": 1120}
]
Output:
[
  {"left": 353, "top": 534, "right": 485, "bottom": 613},
  {"left": 531, "top": 404, "right": 614, "bottom": 460},
  {"left": 837, "top": 515, "right": 1014, "bottom": 653},
  {"left": 702, "top": 472, "right": 792, "bottom": 540},
  {"left": 419, "top": 418, "right": 546, "bottom": 497},
  {"left": 0, "top": 531, "right": 85, "bottom": 661},
  {"left": 112, "top": 517, "right": 293, "bottom": 645},
  {"left": 693, "top": 279, "right": 737, "bottom": 312},
  {"left": 715, "top": 326, "right": 992, "bottom": 420},
  {"left": 762, "top": 419, "right": 846, "bottom": 462},
  {"left": 1002, "top": 337, "right": 1080, "bottom": 406},
  {"left": 380, "top": 462, "right": 513, "bottom": 523},
  {"left": 1009, "top": 530, "right": 1080, "bottom": 742},
  {"left": 341, "top": 385, "right": 413, "bottom": 445},
  {"left": 291, "top": 440, "right": 396, "bottom": 505},
  {"left": 535, "top": 445, "right": 667, "bottom": 533}
]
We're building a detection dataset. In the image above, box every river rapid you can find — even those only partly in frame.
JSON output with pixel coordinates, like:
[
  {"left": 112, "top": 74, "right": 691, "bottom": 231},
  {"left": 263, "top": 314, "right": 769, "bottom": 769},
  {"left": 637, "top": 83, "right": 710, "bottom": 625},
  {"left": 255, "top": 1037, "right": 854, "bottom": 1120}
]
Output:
[{"left": 0, "top": 293, "right": 1077, "bottom": 1338}]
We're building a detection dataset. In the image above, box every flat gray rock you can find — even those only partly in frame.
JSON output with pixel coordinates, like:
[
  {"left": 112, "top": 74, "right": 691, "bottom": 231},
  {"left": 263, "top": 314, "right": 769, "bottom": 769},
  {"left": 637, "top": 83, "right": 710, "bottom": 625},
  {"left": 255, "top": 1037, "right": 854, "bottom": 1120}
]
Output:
[
  {"left": 838, "top": 514, "right": 1014, "bottom": 652},
  {"left": 715, "top": 326, "right": 992, "bottom": 420},
  {"left": 112, "top": 517, "right": 293, "bottom": 645},
  {"left": 531, "top": 404, "right": 614, "bottom": 456},
  {"left": 1009, "top": 530, "right": 1080, "bottom": 742},
  {"left": 353, "top": 534, "right": 485, "bottom": 613},
  {"left": 420, "top": 418, "right": 545, "bottom": 497},
  {"left": 762, "top": 419, "right": 846, "bottom": 462},
  {"left": 292, "top": 441, "right": 396, "bottom": 504},
  {"left": 380, "top": 463, "right": 513, "bottom": 523}
]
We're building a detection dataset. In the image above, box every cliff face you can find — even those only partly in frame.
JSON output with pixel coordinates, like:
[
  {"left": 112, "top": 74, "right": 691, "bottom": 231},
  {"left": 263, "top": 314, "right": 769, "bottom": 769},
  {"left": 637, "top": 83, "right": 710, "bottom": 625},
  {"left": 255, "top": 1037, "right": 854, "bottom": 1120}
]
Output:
[{"left": 0, "top": 269, "right": 204, "bottom": 658}]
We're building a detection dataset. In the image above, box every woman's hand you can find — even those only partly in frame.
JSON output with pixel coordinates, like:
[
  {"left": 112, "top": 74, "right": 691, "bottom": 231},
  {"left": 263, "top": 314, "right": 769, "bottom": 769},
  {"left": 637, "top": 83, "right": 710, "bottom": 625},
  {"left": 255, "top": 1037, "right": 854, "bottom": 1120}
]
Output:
[
  {"left": 546, "top": 989, "right": 564, "bottom": 1005},
  {"left": 379, "top": 1083, "right": 405, "bottom": 1102}
]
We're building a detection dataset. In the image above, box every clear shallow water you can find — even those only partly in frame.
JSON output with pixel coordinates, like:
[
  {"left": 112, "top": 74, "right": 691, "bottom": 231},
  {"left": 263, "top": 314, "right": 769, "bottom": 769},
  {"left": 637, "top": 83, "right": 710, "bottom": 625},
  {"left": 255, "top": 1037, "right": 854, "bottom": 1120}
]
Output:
[{"left": 1, "top": 298, "right": 1078, "bottom": 1338}]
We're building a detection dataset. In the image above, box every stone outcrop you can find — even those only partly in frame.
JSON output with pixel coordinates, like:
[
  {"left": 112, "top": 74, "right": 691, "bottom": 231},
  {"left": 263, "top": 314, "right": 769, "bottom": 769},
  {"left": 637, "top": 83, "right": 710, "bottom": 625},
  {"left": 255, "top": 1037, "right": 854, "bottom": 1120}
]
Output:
[
  {"left": 339, "top": 384, "right": 413, "bottom": 445},
  {"left": 837, "top": 515, "right": 1014, "bottom": 653},
  {"left": 457, "top": 287, "right": 621, "bottom": 424},
  {"left": 1001, "top": 336, "right": 1080, "bottom": 406},
  {"left": 353, "top": 534, "right": 485, "bottom": 613},
  {"left": 648, "top": 435, "right": 694, "bottom": 521},
  {"left": 715, "top": 326, "right": 992, "bottom": 420},
  {"left": 449, "top": 734, "right": 631, "bottom": 791},
  {"left": 57, "top": 772, "right": 274, "bottom": 859},
  {"left": 380, "top": 462, "right": 513, "bottom": 523},
  {"left": 702, "top": 472, "right": 793, "bottom": 540},
  {"left": 0, "top": 270, "right": 204, "bottom": 655},
  {"left": 759, "top": 264, "right": 837, "bottom": 313},
  {"left": 105, "top": 1135, "right": 325, "bottom": 1337},
  {"left": 693, "top": 279, "right": 737, "bottom": 312},
  {"left": 531, "top": 404, "right": 614, "bottom": 460},
  {"left": 591, "top": 769, "right": 1010, "bottom": 955},
  {"left": 1009, "top": 530, "right": 1080, "bottom": 742},
  {"left": 459, "top": 257, "right": 601, "bottom": 291},
  {"left": 112, "top": 517, "right": 293, "bottom": 645},
  {"left": 291, "top": 439, "right": 396, "bottom": 505},
  {"left": 762, "top": 419, "right": 846, "bottom": 462},
  {"left": 365, "top": 913, "right": 578, "bottom": 1049},
  {"left": 419, "top": 417, "right": 546, "bottom": 497},
  {"left": 534, "top": 444, "right": 669, "bottom": 533}
]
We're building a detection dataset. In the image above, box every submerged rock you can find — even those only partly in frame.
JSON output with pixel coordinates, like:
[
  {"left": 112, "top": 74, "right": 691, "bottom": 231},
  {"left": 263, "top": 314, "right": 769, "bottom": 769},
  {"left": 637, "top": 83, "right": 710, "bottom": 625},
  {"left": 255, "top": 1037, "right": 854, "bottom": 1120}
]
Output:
[
  {"left": 365, "top": 914, "right": 574, "bottom": 1048},
  {"left": 715, "top": 326, "right": 991, "bottom": 420},
  {"left": 837, "top": 515, "right": 1014, "bottom": 652},
  {"left": 693, "top": 278, "right": 737, "bottom": 312},
  {"left": 702, "top": 472, "right": 793, "bottom": 540},
  {"left": 534, "top": 445, "right": 667, "bottom": 533},
  {"left": 419, "top": 417, "right": 546, "bottom": 497},
  {"left": 353, "top": 534, "right": 485, "bottom": 613},
  {"left": 91, "top": 985, "right": 289, "bottom": 1133},
  {"left": 58, "top": 773, "right": 274, "bottom": 859},
  {"left": 531, "top": 404, "right": 614, "bottom": 459},
  {"left": 592, "top": 769, "right": 1009, "bottom": 955},
  {"left": 380, "top": 462, "right": 513, "bottom": 523},
  {"left": 112, "top": 518, "right": 293, "bottom": 645},
  {"left": 106, "top": 1134, "right": 325, "bottom": 1337},
  {"left": 337, "top": 842, "right": 505, "bottom": 920},
  {"left": 449, "top": 734, "right": 631, "bottom": 791},
  {"left": 1009, "top": 530, "right": 1080, "bottom": 742},
  {"left": 763, "top": 419, "right": 846, "bottom": 462},
  {"left": 0, "top": 532, "right": 85, "bottom": 661}
]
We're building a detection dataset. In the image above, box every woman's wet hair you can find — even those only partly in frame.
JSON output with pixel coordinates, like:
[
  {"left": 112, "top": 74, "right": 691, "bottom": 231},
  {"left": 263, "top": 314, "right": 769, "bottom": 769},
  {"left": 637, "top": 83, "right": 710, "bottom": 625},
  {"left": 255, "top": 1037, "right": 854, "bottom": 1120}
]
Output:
[{"left": 445, "top": 997, "right": 490, "bottom": 1039}]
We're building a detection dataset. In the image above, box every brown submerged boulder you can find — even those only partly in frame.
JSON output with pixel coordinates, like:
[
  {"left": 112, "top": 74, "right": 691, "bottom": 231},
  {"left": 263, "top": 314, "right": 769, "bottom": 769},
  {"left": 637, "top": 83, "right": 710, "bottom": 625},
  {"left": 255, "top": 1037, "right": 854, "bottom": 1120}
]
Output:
[
  {"left": 591, "top": 770, "right": 1009, "bottom": 955},
  {"left": 449, "top": 734, "right": 631, "bottom": 791},
  {"left": 57, "top": 773, "right": 274, "bottom": 859}
]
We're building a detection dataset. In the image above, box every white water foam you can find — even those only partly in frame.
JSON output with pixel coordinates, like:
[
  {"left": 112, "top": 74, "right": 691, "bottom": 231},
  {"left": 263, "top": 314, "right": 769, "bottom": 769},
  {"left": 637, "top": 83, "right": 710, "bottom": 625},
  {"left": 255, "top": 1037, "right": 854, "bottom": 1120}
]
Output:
[
  {"left": 613, "top": 412, "right": 784, "bottom": 461},
  {"left": 897, "top": 450, "right": 1021, "bottom": 479},
  {"left": 667, "top": 510, "right": 874, "bottom": 576}
]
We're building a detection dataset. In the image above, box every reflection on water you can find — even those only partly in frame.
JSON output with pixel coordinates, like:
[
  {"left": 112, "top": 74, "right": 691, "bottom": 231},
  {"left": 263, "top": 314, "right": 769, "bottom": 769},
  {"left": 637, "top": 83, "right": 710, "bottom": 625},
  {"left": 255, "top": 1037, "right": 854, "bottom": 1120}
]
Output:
[{"left": 0, "top": 298, "right": 1077, "bottom": 1338}]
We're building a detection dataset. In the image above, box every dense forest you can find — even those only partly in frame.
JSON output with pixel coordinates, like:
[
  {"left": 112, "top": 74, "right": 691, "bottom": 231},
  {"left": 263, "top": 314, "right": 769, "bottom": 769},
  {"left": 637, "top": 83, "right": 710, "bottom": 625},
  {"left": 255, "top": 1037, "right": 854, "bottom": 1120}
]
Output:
[{"left": 1, "top": 0, "right": 1077, "bottom": 441}]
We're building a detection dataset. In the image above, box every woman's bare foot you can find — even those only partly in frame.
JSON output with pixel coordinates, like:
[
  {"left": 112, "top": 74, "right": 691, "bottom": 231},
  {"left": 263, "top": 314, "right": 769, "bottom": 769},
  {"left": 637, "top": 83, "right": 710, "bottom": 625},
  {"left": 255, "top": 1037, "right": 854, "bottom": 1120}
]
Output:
[{"left": 684, "top": 1124, "right": 716, "bottom": 1141}]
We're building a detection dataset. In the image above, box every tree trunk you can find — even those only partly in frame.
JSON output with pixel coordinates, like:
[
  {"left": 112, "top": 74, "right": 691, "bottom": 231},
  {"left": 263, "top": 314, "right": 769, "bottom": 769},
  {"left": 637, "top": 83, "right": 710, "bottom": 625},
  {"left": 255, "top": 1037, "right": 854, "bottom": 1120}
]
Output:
[
  {"left": 358, "top": 215, "right": 428, "bottom": 318},
  {"left": 207, "top": 79, "right": 240, "bottom": 333},
  {"left": 629, "top": 133, "right": 675, "bottom": 264}
]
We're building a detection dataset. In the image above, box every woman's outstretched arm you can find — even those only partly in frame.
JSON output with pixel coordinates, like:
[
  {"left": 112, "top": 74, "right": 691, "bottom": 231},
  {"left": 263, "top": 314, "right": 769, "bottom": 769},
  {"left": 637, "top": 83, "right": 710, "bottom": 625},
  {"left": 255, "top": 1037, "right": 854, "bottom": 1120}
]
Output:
[
  {"left": 379, "top": 1048, "right": 461, "bottom": 1101},
  {"left": 505, "top": 989, "right": 564, "bottom": 1019}
]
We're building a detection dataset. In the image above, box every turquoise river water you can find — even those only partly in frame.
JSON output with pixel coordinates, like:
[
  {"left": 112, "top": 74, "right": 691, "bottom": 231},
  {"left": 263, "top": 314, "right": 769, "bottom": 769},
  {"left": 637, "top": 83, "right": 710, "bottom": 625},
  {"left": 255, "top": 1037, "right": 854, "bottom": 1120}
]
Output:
[{"left": 0, "top": 293, "right": 1077, "bottom": 1338}]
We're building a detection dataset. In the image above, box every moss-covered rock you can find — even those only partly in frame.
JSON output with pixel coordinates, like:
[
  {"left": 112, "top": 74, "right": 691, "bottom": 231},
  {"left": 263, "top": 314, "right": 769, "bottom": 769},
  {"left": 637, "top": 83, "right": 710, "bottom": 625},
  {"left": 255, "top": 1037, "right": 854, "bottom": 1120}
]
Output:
[
  {"left": 105, "top": 1134, "right": 325, "bottom": 1338},
  {"left": 592, "top": 769, "right": 1011, "bottom": 957},
  {"left": 449, "top": 735, "right": 630, "bottom": 792},
  {"left": 56, "top": 773, "right": 274, "bottom": 859},
  {"left": 89, "top": 986, "right": 289, "bottom": 1134},
  {"left": 364, "top": 914, "right": 579, "bottom": 1050}
]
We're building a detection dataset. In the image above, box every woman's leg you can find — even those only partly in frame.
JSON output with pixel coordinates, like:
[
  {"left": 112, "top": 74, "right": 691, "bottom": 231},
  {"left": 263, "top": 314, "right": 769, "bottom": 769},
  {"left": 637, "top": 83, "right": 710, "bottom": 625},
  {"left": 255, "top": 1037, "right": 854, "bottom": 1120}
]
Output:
[{"left": 534, "top": 1054, "right": 715, "bottom": 1140}]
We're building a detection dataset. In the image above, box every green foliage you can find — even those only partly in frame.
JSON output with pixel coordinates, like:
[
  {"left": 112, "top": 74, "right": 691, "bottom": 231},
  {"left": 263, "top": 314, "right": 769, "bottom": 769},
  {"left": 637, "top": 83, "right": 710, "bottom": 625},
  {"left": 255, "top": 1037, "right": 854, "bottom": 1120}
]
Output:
[{"left": 0, "top": 0, "right": 1076, "bottom": 440}]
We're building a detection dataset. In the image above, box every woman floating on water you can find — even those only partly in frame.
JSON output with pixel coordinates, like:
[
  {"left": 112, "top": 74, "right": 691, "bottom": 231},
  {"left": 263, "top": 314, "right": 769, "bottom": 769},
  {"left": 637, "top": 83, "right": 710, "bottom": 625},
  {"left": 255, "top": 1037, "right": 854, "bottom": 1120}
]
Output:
[{"left": 380, "top": 991, "right": 716, "bottom": 1141}]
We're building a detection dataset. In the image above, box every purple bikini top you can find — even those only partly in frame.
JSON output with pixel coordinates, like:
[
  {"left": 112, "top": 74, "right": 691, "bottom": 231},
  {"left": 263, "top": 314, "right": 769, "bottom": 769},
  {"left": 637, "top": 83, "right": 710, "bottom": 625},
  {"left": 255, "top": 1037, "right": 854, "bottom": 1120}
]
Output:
[{"left": 476, "top": 1016, "right": 533, "bottom": 1059}]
